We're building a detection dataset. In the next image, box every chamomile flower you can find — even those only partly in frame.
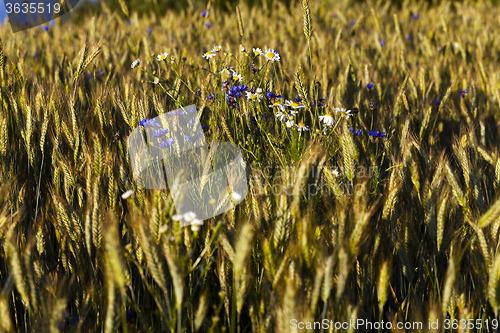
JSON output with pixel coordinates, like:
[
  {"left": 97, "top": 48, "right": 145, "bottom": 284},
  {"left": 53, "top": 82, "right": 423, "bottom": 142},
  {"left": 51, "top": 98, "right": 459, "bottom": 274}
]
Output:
[
  {"left": 269, "top": 102, "right": 287, "bottom": 112},
  {"left": 131, "top": 58, "right": 140, "bottom": 69},
  {"left": 296, "top": 122, "right": 309, "bottom": 132},
  {"left": 262, "top": 48, "right": 280, "bottom": 62},
  {"left": 232, "top": 72, "right": 243, "bottom": 82},
  {"left": 285, "top": 100, "right": 306, "bottom": 109},
  {"left": 334, "top": 107, "right": 355, "bottom": 119},
  {"left": 332, "top": 168, "right": 340, "bottom": 177},
  {"left": 319, "top": 114, "right": 335, "bottom": 126},
  {"left": 276, "top": 109, "right": 298, "bottom": 121},
  {"left": 211, "top": 45, "right": 222, "bottom": 53},
  {"left": 285, "top": 119, "right": 295, "bottom": 128},
  {"left": 253, "top": 48, "right": 263, "bottom": 56},
  {"left": 202, "top": 51, "right": 216, "bottom": 59},
  {"left": 246, "top": 91, "right": 262, "bottom": 101},
  {"left": 156, "top": 52, "right": 168, "bottom": 61},
  {"left": 153, "top": 77, "right": 160, "bottom": 84}
]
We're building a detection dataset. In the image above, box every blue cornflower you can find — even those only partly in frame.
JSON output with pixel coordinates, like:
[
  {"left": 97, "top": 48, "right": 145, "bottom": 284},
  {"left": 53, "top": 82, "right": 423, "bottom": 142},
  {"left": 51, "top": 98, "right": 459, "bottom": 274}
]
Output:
[
  {"left": 405, "top": 35, "right": 413, "bottom": 40},
  {"left": 139, "top": 118, "right": 162, "bottom": 128},
  {"left": 147, "top": 28, "right": 152, "bottom": 34},
  {"left": 152, "top": 128, "right": 169, "bottom": 138},
  {"left": 349, "top": 127, "right": 362, "bottom": 136},
  {"left": 350, "top": 20, "right": 356, "bottom": 25},
  {"left": 43, "top": 26, "right": 49, "bottom": 31},
  {"left": 295, "top": 95, "right": 302, "bottom": 102},
  {"left": 435, "top": 99, "right": 441, "bottom": 107},
  {"left": 202, "top": 125, "right": 210, "bottom": 131},
  {"left": 127, "top": 20, "right": 131, "bottom": 25},
  {"left": 459, "top": 89, "right": 468, "bottom": 98},
  {"left": 207, "top": 93, "right": 218, "bottom": 100},
  {"left": 201, "top": 11, "right": 207, "bottom": 17},
  {"left": 87, "top": 74, "right": 93, "bottom": 79},
  {"left": 367, "top": 131, "right": 387, "bottom": 139},
  {"left": 312, "top": 98, "right": 326, "bottom": 107},
  {"left": 366, "top": 83, "right": 374, "bottom": 90},
  {"left": 266, "top": 91, "right": 283, "bottom": 99},
  {"left": 205, "top": 23, "right": 214, "bottom": 28},
  {"left": 34, "top": 53, "right": 39, "bottom": 58},
  {"left": 380, "top": 40, "right": 386, "bottom": 46},
  {"left": 160, "top": 137, "right": 174, "bottom": 148},
  {"left": 98, "top": 70, "right": 103, "bottom": 76},
  {"left": 412, "top": 14, "right": 419, "bottom": 19}
]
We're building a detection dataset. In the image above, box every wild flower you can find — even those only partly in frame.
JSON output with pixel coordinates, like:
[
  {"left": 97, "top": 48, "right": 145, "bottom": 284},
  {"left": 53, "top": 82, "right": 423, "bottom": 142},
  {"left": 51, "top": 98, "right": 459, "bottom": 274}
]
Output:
[
  {"left": 269, "top": 102, "right": 287, "bottom": 112},
  {"left": 34, "top": 53, "right": 39, "bottom": 58},
  {"left": 207, "top": 93, "right": 217, "bottom": 100},
  {"left": 211, "top": 45, "right": 222, "bottom": 52},
  {"left": 295, "top": 95, "right": 302, "bottom": 102},
  {"left": 285, "top": 100, "right": 306, "bottom": 109},
  {"left": 139, "top": 118, "right": 161, "bottom": 128},
  {"left": 160, "top": 138, "right": 175, "bottom": 148},
  {"left": 231, "top": 192, "right": 242, "bottom": 201},
  {"left": 201, "top": 11, "right": 207, "bottom": 17},
  {"left": 262, "top": 48, "right": 280, "bottom": 61},
  {"left": 312, "top": 98, "right": 326, "bottom": 107},
  {"left": 367, "top": 130, "right": 387, "bottom": 138},
  {"left": 98, "top": 70, "right": 103, "bottom": 75},
  {"left": 253, "top": 48, "right": 263, "bottom": 56},
  {"left": 152, "top": 128, "right": 169, "bottom": 138},
  {"left": 380, "top": 40, "right": 386, "bottom": 46},
  {"left": 459, "top": 89, "right": 468, "bottom": 98},
  {"left": 43, "top": 26, "right": 50, "bottom": 31},
  {"left": 147, "top": 28, "right": 152, "bottom": 34},
  {"left": 349, "top": 127, "right": 362, "bottom": 136},
  {"left": 366, "top": 83, "right": 374, "bottom": 90},
  {"left": 245, "top": 91, "right": 262, "bottom": 101},
  {"left": 405, "top": 35, "right": 413, "bottom": 40},
  {"left": 319, "top": 114, "right": 335, "bottom": 126},
  {"left": 232, "top": 72, "right": 243, "bottom": 82},
  {"left": 275, "top": 109, "right": 298, "bottom": 121},
  {"left": 153, "top": 77, "right": 159, "bottom": 84},
  {"left": 202, "top": 51, "right": 216, "bottom": 59},
  {"left": 333, "top": 107, "right": 355, "bottom": 119},
  {"left": 156, "top": 52, "right": 168, "bottom": 61},
  {"left": 285, "top": 119, "right": 295, "bottom": 128},
  {"left": 453, "top": 41, "right": 460, "bottom": 49},
  {"left": 412, "top": 14, "right": 419, "bottom": 19},
  {"left": 296, "top": 122, "right": 309, "bottom": 132},
  {"left": 332, "top": 168, "right": 340, "bottom": 176},
  {"left": 266, "top": 91, "right": 283, "bottom": 99},
  {"left": 205, "top": 23, "right": 214, "bottom": 28},
  {"left": 121, "top": 190, "right": 133, "bottom": 199},
  {"left": 131, "top": 58, "right": 140, "bottom": 68}
]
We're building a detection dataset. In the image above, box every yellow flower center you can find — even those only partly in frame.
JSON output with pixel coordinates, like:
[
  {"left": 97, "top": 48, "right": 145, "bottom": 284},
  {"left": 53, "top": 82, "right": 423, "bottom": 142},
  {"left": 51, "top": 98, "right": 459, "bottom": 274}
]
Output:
[
  {"left": 206, "top": 51, "right": 212, "bottom": 55},
  {"left": 273, "top": 102, "right": 281, "bottom": 106},
  {"left": 266, "top": 52, "right": 274, "bottom": 59},
  {"left": 250, "top": 94, "right": 257, "bottom": 99},
  {"left": 298, "top": 122, "right": 305, "bottom": 127},
  {"left": 291, "top": 103, "right": 299, "bottom": 108},
  {"left": 325, "top": 114, "right": 333, "bottom": 117}
]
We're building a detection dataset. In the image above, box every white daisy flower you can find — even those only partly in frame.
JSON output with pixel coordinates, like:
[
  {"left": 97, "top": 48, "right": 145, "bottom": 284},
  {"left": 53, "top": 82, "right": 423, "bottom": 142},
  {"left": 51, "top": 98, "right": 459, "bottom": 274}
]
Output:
[
  {"left": 296, "top": 122, "right": 309, "bottom": 132},
  {"left": 256, "top": 88, "right": 263, "bottom": 93},
  {"left": 156, "top": 52, "right": 168, "bottom": 61},
  {"left": 319, "top": 113, "right": 335, "bottom": 126},
  {"left": 131, "top": 58, "right": 140, "bottom": 69},
  {"left": 121, "top": 190, "right": 133, "bottom": 199},
  {"left": 240, "top": 45, "right": 245, "bottom": 52},
  {"left": 275, "top": 109, "right": 297, "bottom": 121},
  {"left": 285, "top": 100, "right": 306, "bottom": 109},
  {"left": 332, "top": 168, "right": 340, "bottom": 176},
  {"left": 334, "top": 107, "right": 354, "bottom": 119},
  {"left": 253, "top": 48, "right": 263, "bottom": 56},
  {"left": 183, "top": 211, "right": 197, "bottom": 222},
  {"left": 245, "top": 91, "right": 262, "bottom": 101},
  {"left": 192, "top": 218, "right": 204, "bottom": 226},
  {"left": 285, "top": 119, "right": 295, "bottom": 128},
  {"left": 269, "top": 102, "right": 287, "bottom": 112},
  {"left": 232, "top": 72, "right": 243, "bottom": 82},
  {"left": 202, "top": 51, "right": 216, "bottom": 59},
  {"left": 153, "top": 77, "right": 160, "bottom": 84},
  {"left": 231, "top": 192, "right": 242, "bottom": 201},
  {"left": 220, "top": 67, "right": 236, "bottom": 75},
  {"left": 262, "top": 48, "right": 280, "bottom": 62},
  {"left": 212, "top": 45, "right": 222, "bottom": 52}
]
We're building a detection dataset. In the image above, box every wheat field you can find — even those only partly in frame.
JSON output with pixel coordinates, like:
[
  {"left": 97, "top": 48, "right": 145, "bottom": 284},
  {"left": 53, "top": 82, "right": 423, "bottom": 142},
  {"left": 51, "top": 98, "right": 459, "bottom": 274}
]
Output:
[{"left": 1, "top": 0, "right": 500, "bottom": 331}]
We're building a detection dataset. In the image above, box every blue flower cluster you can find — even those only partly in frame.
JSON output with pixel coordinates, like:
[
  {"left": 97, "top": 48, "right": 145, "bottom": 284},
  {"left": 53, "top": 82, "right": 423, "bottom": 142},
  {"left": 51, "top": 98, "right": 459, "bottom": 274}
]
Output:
[
  {"left": 225, "top": 84, "right": 248, "bottom": 108},
  {"left": 152, "top": 128, "right": 169, "bottom": 138},
  {"left": 266, "top": 91, "right": 283, "bottom": 99},
  {"left": 160, "top": 137, "right": 174, "bottom": 148},
  {"left": 459, "top": 89, "right": 468, "bottom": 98},
  {"left": 367, "top": 131, "right": 387, "bottom": 139},
  {"left": 139, "top": 118, "right": 162, "bottom": 128},
  {"left": 349, "top": 127, "right": 362, "bottom": 136}
]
